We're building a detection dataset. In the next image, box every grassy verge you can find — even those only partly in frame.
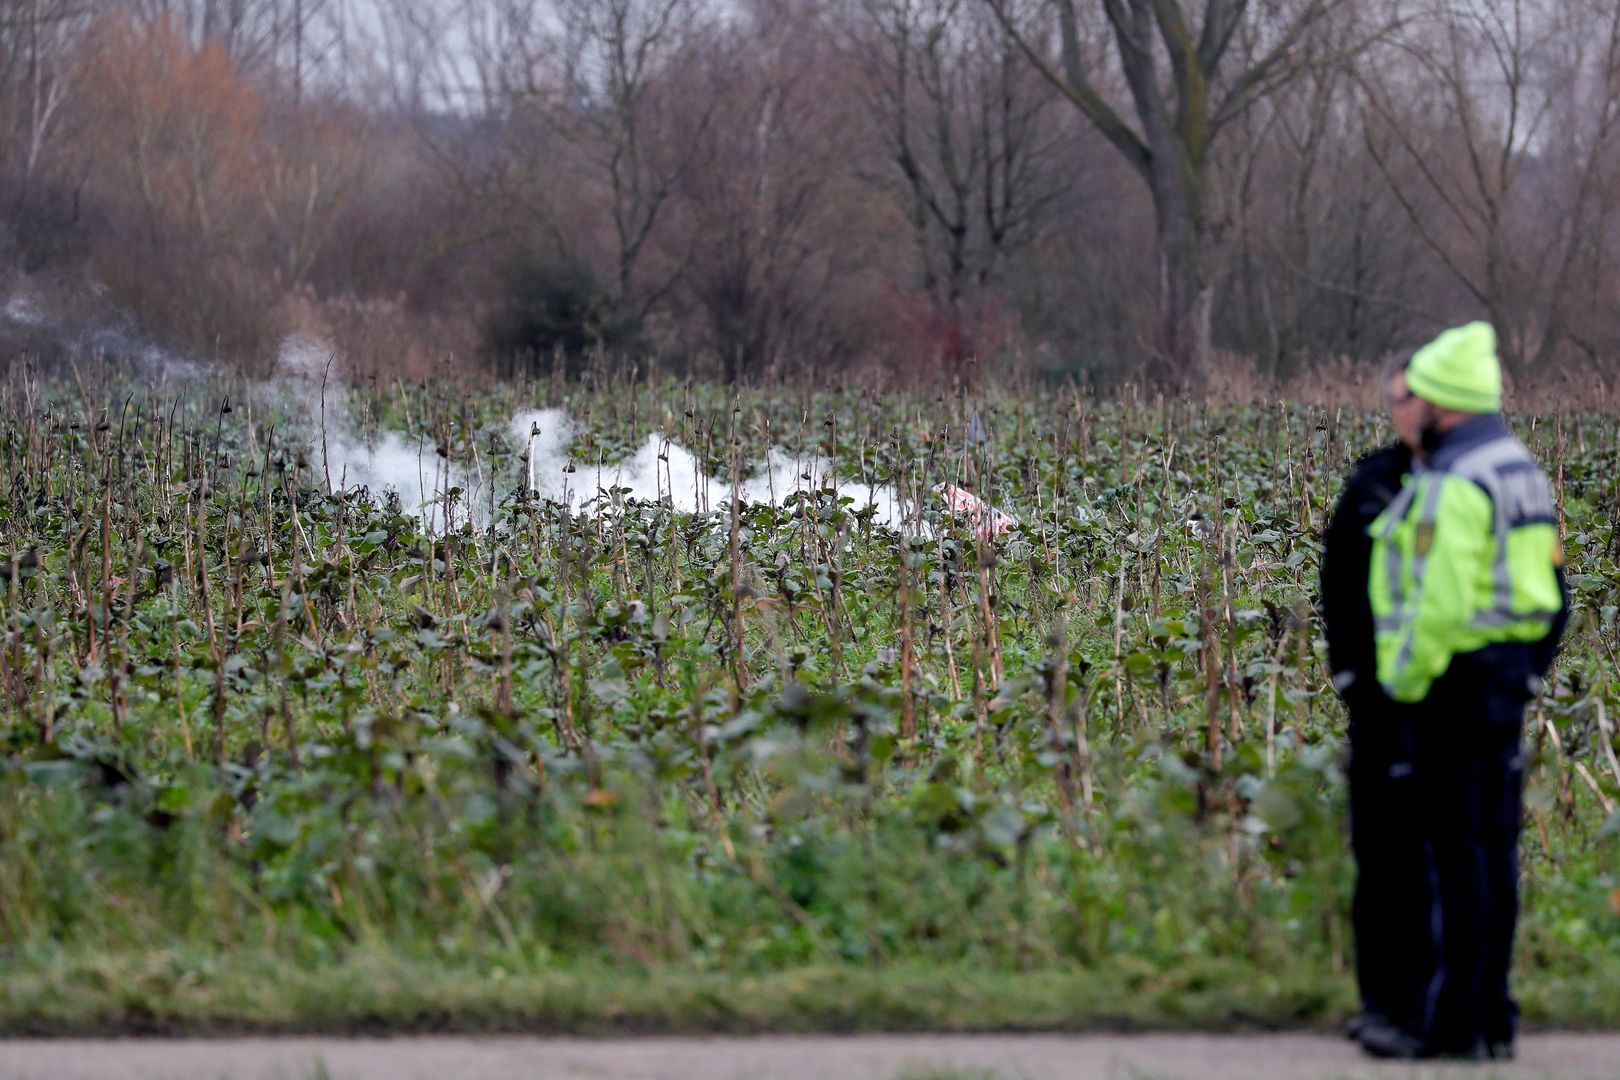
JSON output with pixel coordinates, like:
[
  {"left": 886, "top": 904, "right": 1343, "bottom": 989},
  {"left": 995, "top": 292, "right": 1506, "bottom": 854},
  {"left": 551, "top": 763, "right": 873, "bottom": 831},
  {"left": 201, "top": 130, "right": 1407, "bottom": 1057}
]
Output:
[{"left": 4, "top": 950, "right": 1620, "bottom": 1037}]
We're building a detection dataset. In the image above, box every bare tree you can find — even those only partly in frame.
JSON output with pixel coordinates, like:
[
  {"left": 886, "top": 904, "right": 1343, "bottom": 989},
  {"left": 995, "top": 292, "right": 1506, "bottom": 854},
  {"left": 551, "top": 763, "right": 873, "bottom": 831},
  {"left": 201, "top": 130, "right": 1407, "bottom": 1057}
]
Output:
[
  {"left": 847, "top": 0, "right": 1065, "bottom": 313},
  {"left": 1541, "top": 0, "right": 1620, "bottom": 367},
  {"left": 551, "top": 0, "right": 716, "bottom": 319},
  {"left": 428, "top": 0, "right": 718, "bottom": 331},
  {"left": 680, "top": 0, "right": 880, "bottom": 381},
  {"left": 112, "top": 0, "right": 285, "bottom": 71},
  {"left": 1361, "top": 0, "right": 1620, "bottom": 371},
  {"left": 0, "top": 0, "right": 90, "bottom": 185},
  {"left": 251, "top": 101, "right": 363, "bottom": 289},
  {"left": 985, "top": 0, "right": 1388, "bottom": 385},
  {"left": 363, "top": 0, "right": 464, "bottom": 115},
  {"left": 1215, "top": 21, "right": 1424, "bottom": 374},
  {"left": 406, "top": 0, "right": 575, "bottom": 261}
]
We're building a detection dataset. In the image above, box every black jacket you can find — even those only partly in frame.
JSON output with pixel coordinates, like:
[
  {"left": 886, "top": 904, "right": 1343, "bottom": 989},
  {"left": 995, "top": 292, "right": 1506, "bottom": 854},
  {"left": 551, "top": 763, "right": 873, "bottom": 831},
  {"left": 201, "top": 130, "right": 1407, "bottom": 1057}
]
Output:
[
  {"left": 1534, "top": 567, "right": 1571, "bottom": 681},
  {"left": 1321, "top": 443, "right": 1412, "bottom": 700}
]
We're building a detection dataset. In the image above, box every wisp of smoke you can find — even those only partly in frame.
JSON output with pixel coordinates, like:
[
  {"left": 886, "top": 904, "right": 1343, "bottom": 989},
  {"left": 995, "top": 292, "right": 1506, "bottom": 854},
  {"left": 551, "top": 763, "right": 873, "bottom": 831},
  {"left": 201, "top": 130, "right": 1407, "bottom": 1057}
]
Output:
[
  {"left": 275, "top": 335, "right": 480, "bottom": 531},
  {"left": 0, "top": 287, "right": 206, "bottom": 381},
  {"left": 3, "top": 294, "right": 42, "bottom": 327}
]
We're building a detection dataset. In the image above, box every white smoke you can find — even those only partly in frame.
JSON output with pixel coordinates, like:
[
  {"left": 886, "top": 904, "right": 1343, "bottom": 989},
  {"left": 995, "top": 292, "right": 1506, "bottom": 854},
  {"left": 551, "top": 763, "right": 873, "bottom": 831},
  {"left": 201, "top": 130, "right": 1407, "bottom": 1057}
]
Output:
[
  {"left": 507, "top": 409, "right": 917, "bottom": 530},
  {"left": 3, "top": 294, "right": 41, "bottom": 327},
  {"left": 0, "top": 287, "right": 207, "bottom": 381},
  {"left": 270, "top": 334, "right": 953, "bottom": 538},
  {"left": 275, "top": 335, "right": 478, "bottom": 531}
]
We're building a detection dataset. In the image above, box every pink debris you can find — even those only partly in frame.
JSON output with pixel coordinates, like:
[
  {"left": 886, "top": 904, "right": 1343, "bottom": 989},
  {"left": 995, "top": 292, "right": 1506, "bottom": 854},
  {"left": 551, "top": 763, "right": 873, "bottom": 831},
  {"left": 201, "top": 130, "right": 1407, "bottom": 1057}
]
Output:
[{"left": 935, "top": 483, "right": 1017, "bottom": 538}]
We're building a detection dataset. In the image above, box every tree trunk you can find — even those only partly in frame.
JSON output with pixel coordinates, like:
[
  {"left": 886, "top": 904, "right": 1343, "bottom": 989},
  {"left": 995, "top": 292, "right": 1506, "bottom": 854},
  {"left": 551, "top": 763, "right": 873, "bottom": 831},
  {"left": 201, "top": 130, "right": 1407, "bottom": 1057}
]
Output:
[
  {"left": 1154, "top": 191, "right": 1214, "bottom": 389},
  {"left": 987, "top": 0, "right": 1359, "bottom": 390}
]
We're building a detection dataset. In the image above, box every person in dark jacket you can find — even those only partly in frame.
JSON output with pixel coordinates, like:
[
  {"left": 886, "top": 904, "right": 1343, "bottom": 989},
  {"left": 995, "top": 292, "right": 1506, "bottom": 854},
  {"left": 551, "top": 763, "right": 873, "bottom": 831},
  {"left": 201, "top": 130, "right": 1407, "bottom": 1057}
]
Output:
[
  {"left": 1355, "top": 326, "right": 1570, "bottom": 1062},
  {"left": 1321, "top": 364, "right": 1420, "bottom": 1042}
]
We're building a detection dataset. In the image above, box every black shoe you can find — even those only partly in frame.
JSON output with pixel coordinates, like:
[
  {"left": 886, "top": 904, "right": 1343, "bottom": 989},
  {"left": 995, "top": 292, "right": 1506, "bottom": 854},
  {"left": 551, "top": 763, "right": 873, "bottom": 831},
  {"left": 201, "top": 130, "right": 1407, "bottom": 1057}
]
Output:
[
  {"left": 1358, "top": 1020, "right": 1421, "bottom": 1060},
  {"left": 1344, "top": 1012, "right": 1385, "bottom": 1041},
  {"left": 1359, "top": 1021, "right": 1486, "bottom": 1062}
]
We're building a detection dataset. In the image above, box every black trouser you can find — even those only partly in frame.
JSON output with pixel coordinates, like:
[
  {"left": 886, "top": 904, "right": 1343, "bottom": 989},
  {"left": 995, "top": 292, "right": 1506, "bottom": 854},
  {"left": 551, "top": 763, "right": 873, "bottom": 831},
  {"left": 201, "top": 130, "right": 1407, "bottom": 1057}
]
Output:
[
  {"left": 1347, "top": 689, "right": 1427, "bottom": 1028},
  {"left": 1405, "top": 646, "right": 1533, "bottom": 1053}
]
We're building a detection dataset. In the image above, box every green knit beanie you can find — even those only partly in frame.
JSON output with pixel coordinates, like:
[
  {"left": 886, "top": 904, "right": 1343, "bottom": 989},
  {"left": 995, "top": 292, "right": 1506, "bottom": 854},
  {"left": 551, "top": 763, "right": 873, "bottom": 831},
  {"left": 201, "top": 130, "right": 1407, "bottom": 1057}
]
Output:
[{"left": 1406, "top": 321, "right": 1502, "bottom": 413}]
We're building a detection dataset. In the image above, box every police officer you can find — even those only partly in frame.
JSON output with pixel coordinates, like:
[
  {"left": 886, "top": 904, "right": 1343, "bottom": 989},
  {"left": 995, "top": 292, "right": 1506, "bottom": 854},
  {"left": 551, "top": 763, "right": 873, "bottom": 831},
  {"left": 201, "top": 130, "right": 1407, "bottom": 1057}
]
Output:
[
  {"left": 1320, "top": 363, "right": 1419, "bottom": 1043},
  {"left": 1358, "top": 322, "right": 1568, "bottom": 1060}
]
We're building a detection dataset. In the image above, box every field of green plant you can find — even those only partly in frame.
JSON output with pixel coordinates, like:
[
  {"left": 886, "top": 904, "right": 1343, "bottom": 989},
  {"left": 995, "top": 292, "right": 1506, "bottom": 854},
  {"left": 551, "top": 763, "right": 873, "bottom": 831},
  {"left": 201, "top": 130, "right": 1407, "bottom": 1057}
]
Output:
[{"left": 0, "top": 360, "right": 1616, "bottom": 1034}]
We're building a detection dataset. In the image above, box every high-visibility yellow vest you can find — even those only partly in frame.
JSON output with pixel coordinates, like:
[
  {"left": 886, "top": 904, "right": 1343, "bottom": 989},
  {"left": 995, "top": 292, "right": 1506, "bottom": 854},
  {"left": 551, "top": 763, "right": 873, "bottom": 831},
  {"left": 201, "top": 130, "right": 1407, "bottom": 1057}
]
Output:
[{"left": 1368, "top": 415, "right": 1563, "bottom": 702}]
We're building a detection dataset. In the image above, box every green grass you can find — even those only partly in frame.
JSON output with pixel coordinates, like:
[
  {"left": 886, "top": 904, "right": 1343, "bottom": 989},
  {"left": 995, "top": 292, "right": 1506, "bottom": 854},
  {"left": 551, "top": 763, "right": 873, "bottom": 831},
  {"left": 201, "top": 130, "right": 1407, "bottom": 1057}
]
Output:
[
  {"left": 4, "top": 947, "right": 1620, "bottom": 1036},
  {"left": 0, "top": 951, "right": 1331, "bottom": 1035}
]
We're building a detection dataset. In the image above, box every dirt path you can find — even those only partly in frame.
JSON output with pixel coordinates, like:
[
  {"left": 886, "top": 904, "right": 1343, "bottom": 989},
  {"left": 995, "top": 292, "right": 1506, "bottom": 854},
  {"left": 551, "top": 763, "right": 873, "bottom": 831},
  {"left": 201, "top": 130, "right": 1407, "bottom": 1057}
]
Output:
[{"left": 2, "top": 1034, "right": 1618, "bottom": 1080}]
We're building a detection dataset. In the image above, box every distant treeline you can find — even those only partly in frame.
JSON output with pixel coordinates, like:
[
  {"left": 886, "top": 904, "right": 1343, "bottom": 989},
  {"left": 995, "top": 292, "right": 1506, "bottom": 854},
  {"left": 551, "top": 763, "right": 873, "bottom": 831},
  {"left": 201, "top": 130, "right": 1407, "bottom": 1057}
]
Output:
[{"left": 0, "top": 0, "right": 1616, "bottom": 389}]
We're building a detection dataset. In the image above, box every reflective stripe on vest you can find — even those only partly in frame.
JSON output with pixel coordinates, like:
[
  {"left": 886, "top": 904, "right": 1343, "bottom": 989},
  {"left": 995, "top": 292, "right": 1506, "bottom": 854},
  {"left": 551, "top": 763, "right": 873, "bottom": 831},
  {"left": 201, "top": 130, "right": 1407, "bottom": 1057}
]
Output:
[
  {"left": 1450, "top": 438, "right": 1523, "bottom": 624},
  {"left": 1386, "top": 474, "right": 1446, "bottom": 688},
  {"left": 1448, "top": 435, "right": 1558, "bottom": 630}
]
